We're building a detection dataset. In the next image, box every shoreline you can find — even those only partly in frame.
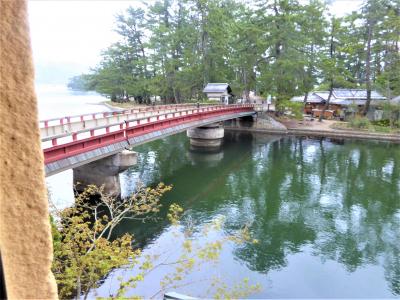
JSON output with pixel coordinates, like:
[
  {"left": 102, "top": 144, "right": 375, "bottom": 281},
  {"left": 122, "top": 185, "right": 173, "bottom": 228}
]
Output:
[
  {"left": 101, "top": 101, "right": 125, "bottom": 112},
  {"left": 226, "top": 112, "right": 400, "bottom": 143},
  {"left": 224, "top": 126, "right": 400, "bottom": 143},
  {"left": 101, "top": 103, "right": 399, "bottom": 143}
]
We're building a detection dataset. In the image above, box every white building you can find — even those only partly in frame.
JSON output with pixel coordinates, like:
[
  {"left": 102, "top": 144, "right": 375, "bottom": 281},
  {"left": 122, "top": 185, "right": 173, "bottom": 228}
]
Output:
[{"left": 203, "top": 83, "right": 234, "bottom": 104}]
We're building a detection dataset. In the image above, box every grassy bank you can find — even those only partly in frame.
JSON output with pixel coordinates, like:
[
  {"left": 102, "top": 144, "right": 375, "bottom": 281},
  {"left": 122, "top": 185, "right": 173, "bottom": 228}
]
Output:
[{"left": 331, "top": 120, "right": 400, "bottom": 134}]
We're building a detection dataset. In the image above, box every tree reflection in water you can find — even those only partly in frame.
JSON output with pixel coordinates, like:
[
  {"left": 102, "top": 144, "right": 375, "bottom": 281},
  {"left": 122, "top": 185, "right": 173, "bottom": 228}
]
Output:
[{"left": 116, "top": 132, "right": 399, "bottom": 297}]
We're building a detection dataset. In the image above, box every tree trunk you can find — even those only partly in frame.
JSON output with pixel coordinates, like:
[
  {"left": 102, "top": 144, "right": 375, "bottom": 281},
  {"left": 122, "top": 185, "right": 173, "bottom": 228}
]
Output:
[
  {"left": 303, "top": 91, "right": 309, "bottom": 105},
  {"left": 304, "top": 44, "right": 314, "bottom": 109},
  {"left": 173, "top": 87, "right": 180, "bottom": 104},
  {"left": 76, "top": 275, "right": 81, "bottom": 300},
  {"left": 197, "top": 1, "right": 209, "bottom": 86},
  {"left": 363, "top": 18, "right": 373, "bottom": 116},
  {"left": 243, "top": 68, "right": 250, "bottom": 102},
  {"left": 319, "top": 82, "right": 333, "bottom": 122},
  {"left": 273, "top": 0, "right": 285, "bottom": 106},
  {"left": 319, "top": 18, "right": 335, "bottom": 122},
  {"left": 111, "top": 93, "right": 117, "bottom": 102}
]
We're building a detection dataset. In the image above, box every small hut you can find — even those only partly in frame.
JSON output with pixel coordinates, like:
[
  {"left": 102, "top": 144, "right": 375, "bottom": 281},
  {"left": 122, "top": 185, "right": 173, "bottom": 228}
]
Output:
[{"left": 203, "top": 83, "right": 234, "bottom": 104}]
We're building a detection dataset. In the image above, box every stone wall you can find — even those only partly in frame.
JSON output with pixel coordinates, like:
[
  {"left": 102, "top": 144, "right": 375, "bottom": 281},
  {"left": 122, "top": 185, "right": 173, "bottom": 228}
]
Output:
[
  {"left": 224, "top": 112, "right": 287, "bottom": 132},
  {"left": 0, "top": 1, "right": 58, "bottom": 298}
]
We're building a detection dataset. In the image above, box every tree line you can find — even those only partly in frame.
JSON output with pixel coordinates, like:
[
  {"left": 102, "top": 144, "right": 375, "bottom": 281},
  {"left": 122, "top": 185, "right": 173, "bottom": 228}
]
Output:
[{"left": 68, "top": 0, "right": 400, "bottom": 105}]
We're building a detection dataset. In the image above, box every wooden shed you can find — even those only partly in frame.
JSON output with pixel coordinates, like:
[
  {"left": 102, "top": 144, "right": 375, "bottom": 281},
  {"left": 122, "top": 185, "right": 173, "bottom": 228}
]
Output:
[{"left": 203, "top": 83, "right": 234, "bottom": 104}]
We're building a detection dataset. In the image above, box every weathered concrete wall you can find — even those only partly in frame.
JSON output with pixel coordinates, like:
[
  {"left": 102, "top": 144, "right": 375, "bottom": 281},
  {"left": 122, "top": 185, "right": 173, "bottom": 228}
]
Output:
[
  {"left": 187, "top": 124, "right": 224, "bottom": 147},
  {"left": 224, "top": 113, "right": 287, "bottom": 131},
  {"left": 254, "top": 113, "right": 288, "bottom": 130},
  {"left": 0, "top": 1, "right": 58, "bottom": 298}
]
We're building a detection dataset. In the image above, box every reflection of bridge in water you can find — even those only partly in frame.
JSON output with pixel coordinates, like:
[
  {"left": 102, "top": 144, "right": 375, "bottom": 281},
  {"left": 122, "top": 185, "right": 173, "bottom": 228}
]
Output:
[{"left": 40, "top": 104, "right": 257, "bottom": 194}]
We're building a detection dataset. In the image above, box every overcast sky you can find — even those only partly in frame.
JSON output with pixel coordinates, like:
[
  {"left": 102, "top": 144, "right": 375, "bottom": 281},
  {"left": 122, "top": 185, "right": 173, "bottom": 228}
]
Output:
[{"left": 28, "top": 0, "right": 363, "bottom": 83}]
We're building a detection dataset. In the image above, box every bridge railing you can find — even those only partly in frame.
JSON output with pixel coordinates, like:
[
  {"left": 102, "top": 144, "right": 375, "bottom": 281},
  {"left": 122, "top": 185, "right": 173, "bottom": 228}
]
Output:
[
  {"left": 41, "top": 104, "right": 232, "bottom": 146},
  {"left": 39, "top": 104, "right": 221, "bottom": 138},
  {"left": 42, "top": 104, "right": 255, "bottom": 164},
  {"left": 39, "top": 103, "right": 214, "bottom": 129}
]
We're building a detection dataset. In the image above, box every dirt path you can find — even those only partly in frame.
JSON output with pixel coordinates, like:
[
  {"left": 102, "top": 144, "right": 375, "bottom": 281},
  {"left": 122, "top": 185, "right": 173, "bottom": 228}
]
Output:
[{"left": 279, "top": 118, "right": 340, "bottom": 131}]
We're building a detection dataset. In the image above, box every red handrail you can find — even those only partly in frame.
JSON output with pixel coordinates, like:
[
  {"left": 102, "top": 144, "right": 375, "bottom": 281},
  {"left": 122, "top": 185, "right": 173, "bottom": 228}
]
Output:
[
  {"left": 43, "top": 104, "right": 254, "bottom": 164},
  {"left": 39, "top": 103, "right": 215, "bottom": 127}
]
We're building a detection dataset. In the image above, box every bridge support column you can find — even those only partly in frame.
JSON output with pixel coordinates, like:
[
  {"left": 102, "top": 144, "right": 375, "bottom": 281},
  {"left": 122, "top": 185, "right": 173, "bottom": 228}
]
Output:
[
  {"left": 73, "top": 149, "right": 137, "bottom": 196},
  {"left": 187, "top": 123, "right": 224, "bottom": 148}
]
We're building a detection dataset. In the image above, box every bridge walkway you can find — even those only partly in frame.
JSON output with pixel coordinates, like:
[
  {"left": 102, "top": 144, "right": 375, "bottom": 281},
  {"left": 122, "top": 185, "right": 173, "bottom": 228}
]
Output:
[
  {"left": 40, "top": 104, "right": 203, "bottom": 138},
  {"left": 41, "top": 104, "right": 257, "bottom": 176}
]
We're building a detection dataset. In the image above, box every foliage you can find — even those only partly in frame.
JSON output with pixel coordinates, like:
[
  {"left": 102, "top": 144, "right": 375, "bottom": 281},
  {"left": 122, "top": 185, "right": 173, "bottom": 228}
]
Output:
[
  {"left": 382, "top": 101, "right": 400, "bottom": 128},
  {"left": 349, "top": 116, "right": 371, "bottom": 129},
  {"left": 67, "top": 74, "right": 95, "bottom": 91},
  {"left": 68, "top": 0, "right": 400, "bottom": 104},
  {"left": 371, "top": 119, "right": 391, "bottom": 127},
  {"left": 50, "top": 215, "right": 62, "bottom": 253},
  {"left": 276, "top": 100, "right": 304, "bottom": 120},
  {"left": 51, "top": 183, "right": 171, "bottom": 299},
  {"left": 365, "top": 0, "right": 400, "bottom": 99},
  {"left": 372, "top": 125, "right": 392, "bottom": 133},
  {"left": 347, "top": 102, "right": 359, "bottom": 114},
  {"left": 50, "top": 183, "right": 261, "bottom": 299}
]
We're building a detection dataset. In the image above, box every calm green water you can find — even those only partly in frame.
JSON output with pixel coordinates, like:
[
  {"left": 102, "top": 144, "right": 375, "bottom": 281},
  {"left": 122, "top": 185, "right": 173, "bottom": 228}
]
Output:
[{"left": 98, "top": 132, "right": 400, "bottom": 298}]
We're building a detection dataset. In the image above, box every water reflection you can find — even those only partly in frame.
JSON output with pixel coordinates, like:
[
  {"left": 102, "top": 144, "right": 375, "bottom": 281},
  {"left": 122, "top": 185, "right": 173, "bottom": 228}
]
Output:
[
  {"left": 187, "top": 146, "right": 224, "bottom": 167},
  {"left": 112, "top": 132, "right": 399, "bottom": 297}
]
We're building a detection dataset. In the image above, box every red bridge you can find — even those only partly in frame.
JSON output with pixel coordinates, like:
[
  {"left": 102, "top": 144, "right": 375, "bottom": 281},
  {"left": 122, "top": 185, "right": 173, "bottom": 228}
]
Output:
[{"left": 41, "top": 104, "right": 256, "bottom": 176}]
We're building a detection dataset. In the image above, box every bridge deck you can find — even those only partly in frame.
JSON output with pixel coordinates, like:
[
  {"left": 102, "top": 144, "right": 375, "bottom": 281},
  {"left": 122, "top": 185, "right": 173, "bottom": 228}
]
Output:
[
  {"left": 41, "top": 104, "right": 256, "bottom": 176},
  {"left": 40, "top": 104, "right": 205, "bottom": 138}
]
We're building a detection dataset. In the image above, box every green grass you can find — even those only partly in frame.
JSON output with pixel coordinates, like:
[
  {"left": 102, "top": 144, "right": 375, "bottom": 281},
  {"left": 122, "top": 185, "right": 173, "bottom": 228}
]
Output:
[
  {"left": 372, "top": 125, "right": 394, "bottom": 133},
  {"left": 331, "top": 121, "right": 399, "bottom": 134}
]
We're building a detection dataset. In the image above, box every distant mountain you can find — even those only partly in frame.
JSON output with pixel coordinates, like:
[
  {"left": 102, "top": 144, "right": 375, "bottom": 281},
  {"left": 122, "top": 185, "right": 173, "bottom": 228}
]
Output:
[{"left": 33, "top": 62, "right": 90, "bottom": 85}]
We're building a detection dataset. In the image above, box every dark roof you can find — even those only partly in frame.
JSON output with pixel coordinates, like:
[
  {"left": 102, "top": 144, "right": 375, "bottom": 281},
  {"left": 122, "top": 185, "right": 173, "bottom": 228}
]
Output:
[{"left": 203, "top": 83, "right": 232, "bottom": 94}]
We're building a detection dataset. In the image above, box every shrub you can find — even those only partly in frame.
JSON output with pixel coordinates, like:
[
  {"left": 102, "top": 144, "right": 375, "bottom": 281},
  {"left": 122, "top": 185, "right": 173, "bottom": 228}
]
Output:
[
  {"left": 371, "top": 119, "right": 391, "bottom": 127},
  {"left": 382, "top": 101, "right": 400, "bottom": 128},
  {"left": 349, "top": 117, "right": 371, "bottom": 129},
  {"left": 373, "top": 125, "right": 391, "bottom": 133},
  {"left": 276, "top": 100, "right": 304, "bottom": 120}
]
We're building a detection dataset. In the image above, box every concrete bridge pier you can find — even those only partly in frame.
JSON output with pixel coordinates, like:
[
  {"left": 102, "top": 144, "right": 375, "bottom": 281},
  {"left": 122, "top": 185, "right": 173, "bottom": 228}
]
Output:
[
  {"left": 187, "top": 123, "right": 224, "bottom": 148},
  {"left": 73, "top": 149, "right": 137, "bottom": 196}
]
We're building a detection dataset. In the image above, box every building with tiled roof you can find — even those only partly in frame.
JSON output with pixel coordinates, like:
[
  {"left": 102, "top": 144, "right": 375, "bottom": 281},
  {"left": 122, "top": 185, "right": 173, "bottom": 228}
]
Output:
[
  {"left": 203, "top": 83, "right": 234, "bottom": 104},
  {"left": 291, "top": 89, "right": 387, "bottom": 120}
]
